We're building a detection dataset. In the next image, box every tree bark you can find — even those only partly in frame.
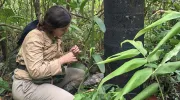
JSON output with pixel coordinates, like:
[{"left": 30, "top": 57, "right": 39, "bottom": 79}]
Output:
[
  {"left": 33, "top": 0, "right": 41, "bottom": 20},
  {"left": 104, "top": 0, "right": 144, "bottom": 99}
]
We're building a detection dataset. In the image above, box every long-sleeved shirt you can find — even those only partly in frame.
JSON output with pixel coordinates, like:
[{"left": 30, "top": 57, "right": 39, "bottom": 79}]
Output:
[{"left": 14, "top": 29, "right": 64, "bottom": 80}]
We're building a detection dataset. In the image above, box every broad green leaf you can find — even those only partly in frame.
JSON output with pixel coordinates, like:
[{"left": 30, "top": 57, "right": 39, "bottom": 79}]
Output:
[
  {"left": 155, "top": 61, "right": 180, "bottom": 74},
  {"left": 80, "top": 0, "right": 89, "bottom": 15},
  {"left": 0, "top": 37, "right": 6, "bottom": 42},
  {"left": 94, "top": 16, "right": 106, "bottom": 33},
  {"left": 161, "top": 42, "right": 180, "bottom": 64},
  {"left": 98, "top": 49, "right": 140, "bottom": 64},
  {"left": 98, "top": 58, "right": 147, "bottom": 90},
  {"left": 134, "top": 11, "right": 180, "bottom": 40},
  {"left": 144, "top": 63, "right": 158, "bottom": 68},
  {"left": 121, "top": 40, "right": 147, "bottom": 56},
  {"left": 147, "top": 50, "right": 163, "bottom": 62},
  {"left": 115, "top": 68, "right": 153, "bottom": 100},
  {"left": 132, "top": 83, "right": 159, "bottom": 100},
  {"left": 92, "top": 54, "right": 105, "bottom": 73},
  {"left": 148, "top": 22, "right": 180, "bottom": 59}
]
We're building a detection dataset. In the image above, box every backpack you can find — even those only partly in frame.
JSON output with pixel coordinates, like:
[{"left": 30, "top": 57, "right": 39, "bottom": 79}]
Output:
[
  {"left": 8, "top": 20, "right": 39, "bottom": 72},
  {"left": 17, "top": 20, "right": 39, "bottom": 47}
]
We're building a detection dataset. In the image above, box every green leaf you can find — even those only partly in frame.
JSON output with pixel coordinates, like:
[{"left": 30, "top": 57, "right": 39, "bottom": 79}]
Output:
[
  {"left": 92, "top": 54, "right": 105, "bottom": 73},
  {"left": 115, "top": 68, "right": 153, "bottom": 100},
  {"left": 147, "top": 50, "right": 163, "bottom": 62},
  {"left": 94, "top": 16, "right": 106, "bottom": 33},
  {"left": 148, "top": 22, "right": 180, "bottom": 60},
  {"left": 134, "top": 11, "right": 180, "bottom": 40},
  {"left": 80, "top": 0, "right": 89, "bottom": 15},
  {"left": 90, "top": 47, "right": 95, "bottom": 58},
  {"left": 98, "top": 58, "right": 147, "bottom": 90},
  {"left": 121, "top": 40, "right": 147, "bottom": 56},
  {"left": 161, "top": 42, "right": 180, "bottom": 64},
  {"left": 0, "top": 77, "right": 10, "bottom": 91},
  {"left": 0, "top": 88, "right": 5, "bottom": 94},
  {"left": 74, "top": 93, "right": 84, "bottom": 100},
  {"left": 155, "top": 61, "right": 180, "bottom": 74},
  {"left": 144, "top": 63, "right": 158, "bottom": 68},
  {"left": 132, "top": 83, "right": 159, "bottom": 100},
  {"left": 97, "top": 49, "right": 140, "bottom": 64},
  {"left": 0, "top": 37, "right": 6, "bottom": 42},
  {"left": 70, "top": 24, "right": 83, "bottom": 33}
]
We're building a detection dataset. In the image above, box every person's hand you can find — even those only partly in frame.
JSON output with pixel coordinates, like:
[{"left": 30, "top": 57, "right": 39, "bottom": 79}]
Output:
[
  {"left": 59, "top": 52, "right": 77, "bottom": 64},
  {"left": 70, "top": 45, "right": 81, "bottom": 55}
]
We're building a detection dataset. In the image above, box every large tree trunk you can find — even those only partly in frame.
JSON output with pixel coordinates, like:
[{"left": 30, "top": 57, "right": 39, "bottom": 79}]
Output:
[{"left": 104, "top": 0, "right": 144, "bottom": 99}]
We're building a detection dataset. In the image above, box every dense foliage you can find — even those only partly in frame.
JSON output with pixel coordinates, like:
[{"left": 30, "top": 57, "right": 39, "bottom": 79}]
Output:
[{"left": 0, "top": 0, "right": 180, "bottom": 100}]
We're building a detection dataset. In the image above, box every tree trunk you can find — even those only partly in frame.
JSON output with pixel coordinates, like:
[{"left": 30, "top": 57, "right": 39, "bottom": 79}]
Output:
[
  {"left": 33, "top": 0, "right": 41, "bottom": 20},
  {"left": 104, "top": 0, "right": 144, "bottom": 99}
]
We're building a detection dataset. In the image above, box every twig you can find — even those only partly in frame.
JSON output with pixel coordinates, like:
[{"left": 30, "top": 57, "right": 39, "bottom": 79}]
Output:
[
  {"left": 78, "top": 64, "right": 95, "bottom": 93},
  {"left": 0, "top": 23, "right": 22, "bottom": 31},
  {"left": 155, "top": 75, "right": 165, "bottom": 100},
  {"left": 70, "top": 13, "right": 89, "bottom": 19},
  {"left": 96, "top": 9, "right": 104, "bottom": 15}
]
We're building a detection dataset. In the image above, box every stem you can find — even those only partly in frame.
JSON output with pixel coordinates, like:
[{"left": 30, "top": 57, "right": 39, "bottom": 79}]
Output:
[
  {"left": 91, "top": 0, "right": 95, "bottom": 46},
  {"left": 155, "top": 75, "right": 165, "bottom": 100},
  {"left": 78, "top": 64, "right": 95, "bottom": 93}
]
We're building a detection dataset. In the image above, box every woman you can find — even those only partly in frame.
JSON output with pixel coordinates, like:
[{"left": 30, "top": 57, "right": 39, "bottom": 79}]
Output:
[{"left": 12, "top": 5, "right": 85, "bottom": 100}]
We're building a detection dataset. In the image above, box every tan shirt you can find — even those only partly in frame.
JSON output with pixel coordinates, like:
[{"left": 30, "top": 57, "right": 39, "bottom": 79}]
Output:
[{"left": 14, "top": 29, "right": 64, "bottom": 80}]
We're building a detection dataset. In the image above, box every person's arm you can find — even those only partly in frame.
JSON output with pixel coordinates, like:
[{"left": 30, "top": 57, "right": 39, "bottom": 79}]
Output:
[{"left": 22, "top": 34, "right": 63, "bottom": 79}]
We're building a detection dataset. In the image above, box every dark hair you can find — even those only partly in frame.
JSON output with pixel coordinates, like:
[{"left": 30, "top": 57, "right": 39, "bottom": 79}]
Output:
[{"left": 38, "top": 5, "right": 71, "bottom": 33}]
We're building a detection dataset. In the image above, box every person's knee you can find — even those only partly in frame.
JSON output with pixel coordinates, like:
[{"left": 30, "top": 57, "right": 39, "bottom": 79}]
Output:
[
  {"left": 31, "top": 84, "right": 74, "bottom": 100},
  {"left": 67, "top": 68, "right": 85, "bottom": 80},
  {"left": 76, "top": 68, "right": 85, "bottom": 81}
]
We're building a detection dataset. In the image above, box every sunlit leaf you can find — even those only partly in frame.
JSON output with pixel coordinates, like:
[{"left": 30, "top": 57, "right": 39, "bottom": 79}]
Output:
[
  {"left": 161, "top": 42, "right": 180, "bottom": 64},
  {"left": 0, "top": 37, "right": 6, "bottom": 42},
  {"left": 98, "top": 58, "right": 147, "bottom": 90},
  {"left": 115, "top": 68, "right": 153, "bottom": 100},
  {"left": 134, "top": 11, "right": 180, "bottom": 40},
  {"left": 148, "top": 22, "right": 180, "bottom": 60},
  {"left": 132, "top": 83, "right": 159, "bottom": 100},
  {"left": 94, "top": 16, "right": 106, "bottom": 33},
  {"left": 92, "top": 54, "right": 105, "bottom": 73},
  {"left": 155, "top": 61, "right": 180, "bottom": 74},
  {"left": 147, "top": 50, "right": 163, "bottom": 62},
  {"left": 121, "top": 40, "right": 147, "bottom": 56},
  {"left": 97, "top": 49, "right": 140, "bottom": 64}
]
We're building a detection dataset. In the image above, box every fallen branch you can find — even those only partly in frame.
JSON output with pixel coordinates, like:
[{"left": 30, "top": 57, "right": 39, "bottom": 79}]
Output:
[{"left": 0, "top": 23, "right": 22, "bottom": 31}]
